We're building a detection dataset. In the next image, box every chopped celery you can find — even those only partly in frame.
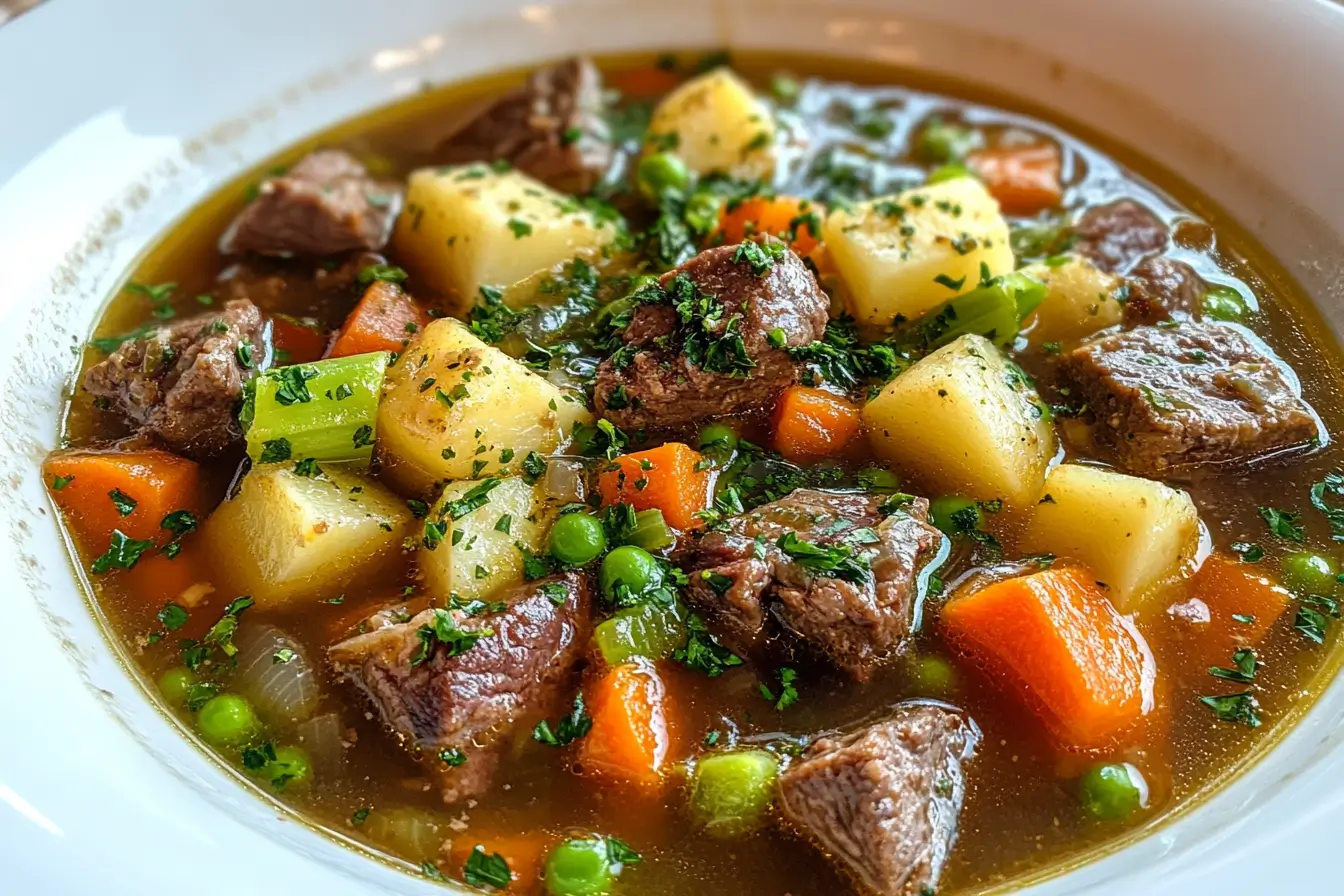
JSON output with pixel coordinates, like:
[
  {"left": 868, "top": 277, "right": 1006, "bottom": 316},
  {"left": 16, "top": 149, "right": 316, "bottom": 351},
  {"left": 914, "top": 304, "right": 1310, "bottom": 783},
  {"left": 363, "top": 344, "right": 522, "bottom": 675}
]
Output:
[
  {"left": 626, "top": 509, "right": 675, "bottom": 551},
  {"left": 244, "top": 352, "right": 388, "bottom": 465},
  {"left": 926, "top": 163, "right": 973, "bottom": 185},
  {"left": 688, "top": 749, "right": 780, "bottom": 838},
  {"left": 892, "top": 272, "right": 1046, "bottom": 356},
  {"left": 593, "top": 599, "right": 689, "bottom": 665}
]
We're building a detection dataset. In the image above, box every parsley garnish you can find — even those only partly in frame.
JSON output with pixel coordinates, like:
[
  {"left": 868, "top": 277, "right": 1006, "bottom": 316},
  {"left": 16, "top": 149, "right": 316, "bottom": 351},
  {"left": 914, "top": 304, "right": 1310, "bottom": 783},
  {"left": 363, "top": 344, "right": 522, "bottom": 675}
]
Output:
[
  {"left": 1309, "top": 472, "right": 1344, "bottom": 541},
  {"left": 463, "top": 846, "right": 511, "bottom": 889},
  {"left": 108, "top": 488, "right": 137, "bottom": 517},
  {"left": 533, "top": 693, "right": 592, "bottom": 747},
  {"left": 507, "top": 218, "right": 533, "bottom": 238},
  {"left": 731, "top": 239, "right": 786, "bottom": 276},
  {"left": 759, "top": 666, "right": 799, "bottom": 710},
  {"left": 443, "top": 478, "right": 501, "bottom": 520},
  {"left": 355, "top": 264, "right": 408, "bottom": 285},
  {"left": 1230, "top": 541, "right": 1264, "bottom": 562},
  {"left": 438, "top": 747, "right": 467, "bottom": 766},
  {"left": 1258, "top": 506, "right": 1305, "bottom": 543},
  {"left": 157, "top": 602, "right": 188, "bottom": 631},
  {"left": 91, "top": 530, "right": 156, "bottom": 574},
  {"left": 409, "top": 609, "right": 491, "bottom": 667},
  {"left": 1198, "top": 691, "right": 1261, "bottom": 727},
  {"left": 1295, "top": 593, "right": 1340, "bottom": 644},
  {"left": 1209, "top": 647, "right": 1259, "bottom": 684},
  {"left": 352, "top": 425, "right": 375, "bottom": 449},
  {"left": 775, "top": 532, "right": 871, "bottom": 583},
  {"left": 259, "top": 437, "right": 292, "bottom": 463},
  {"left": 268, "top": 365, "right": 318, "bottom": 405},
  {"left": 50, "top": 474, "right": 75, "bottom": 490},
  {"left": 673, "top": 613, "right": 744, "bottom": 677}
]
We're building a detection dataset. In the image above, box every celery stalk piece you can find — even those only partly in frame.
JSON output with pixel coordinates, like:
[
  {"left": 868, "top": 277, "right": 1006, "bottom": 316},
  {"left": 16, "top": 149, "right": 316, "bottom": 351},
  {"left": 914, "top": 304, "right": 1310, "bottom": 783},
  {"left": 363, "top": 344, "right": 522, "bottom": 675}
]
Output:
[
  {"left": 892, "top": 272, "right": 1046, "bottom": 356},
  {"left": 244, "top": 352, "right": 389, "bottom": 466},
  {"left": 688, "top": 749, "right": 780, "bottom": 838},
  {"left": 593, "top": 598, "right": 689, "bottom": 665},
  {"left": 627, "top": 509, "right": 676, "bottom": 551}
]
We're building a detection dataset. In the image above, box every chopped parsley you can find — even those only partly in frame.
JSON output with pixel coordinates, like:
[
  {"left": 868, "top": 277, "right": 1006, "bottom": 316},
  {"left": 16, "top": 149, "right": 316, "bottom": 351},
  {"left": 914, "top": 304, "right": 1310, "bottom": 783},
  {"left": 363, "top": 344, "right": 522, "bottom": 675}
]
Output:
[
  {"left": 108, "top": 488, "right": 137, "bottom": 517},
  {"left": 1295, "top": 593, "right": 1340, "bottom": 644},
  {"left": 759, "top": 667, "right": 799, "bottom": 711},
  {"left": 50, "top": 474, "right": 75, "bottom": 490},
  {"left": 1198, "top": 691, "right": 1261, "bottom": 727},
  {"left": 352, "top": 425, "right": 375, "bottom": 449},
  {"left": 1209, "top": 647, "right": 1260, "bottom": 684},
  {"left": 355, "top": 264, "right": 408, "bottom": 285},
  {"left": 1309, "top": 472, "right": 1344, "bottom": 541},
  {"left": 1230, "top": 541, "right": 1265, "bottom": 563},
  {"left": 91, "top": 530, "right": 156, "bottom": 574},
  {"left": 443, "top": 478, "right": 501, "bottom": 520},
  {"left": 156, "top": 602, "right": 189, "bottom": 631},
  {"left": 673, "top": 613, "right": 744, "bottom": 677},
  {"left": 507, "top": 218, "right": 533, "bottom": 238},
  {"left": 1258, "top": 506, "right": 1305, "bottom": 543},
  {"left": 775, "top": 532, "right": 871, "bottom": 583},
  {"left": 438, "top": 747, "right": 468, "bottom": 767},
  {"left": 463, "top": 846, "right": 511, "bottom": 889},
  {"left": 533, "top": 693, "right": 592, "bottom": 747},
  {"left": 409, "top": 608, "right": 491, "bottom": 667},
  {"left": 259, "top": 437, "right": 292, "bottom": 463}
]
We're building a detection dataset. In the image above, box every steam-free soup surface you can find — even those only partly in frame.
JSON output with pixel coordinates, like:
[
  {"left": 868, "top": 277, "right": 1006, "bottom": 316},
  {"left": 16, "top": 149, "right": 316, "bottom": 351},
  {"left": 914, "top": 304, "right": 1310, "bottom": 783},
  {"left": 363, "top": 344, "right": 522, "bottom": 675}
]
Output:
[{"left": 46, "top": 50, "right": 1344, "bottom": 896}]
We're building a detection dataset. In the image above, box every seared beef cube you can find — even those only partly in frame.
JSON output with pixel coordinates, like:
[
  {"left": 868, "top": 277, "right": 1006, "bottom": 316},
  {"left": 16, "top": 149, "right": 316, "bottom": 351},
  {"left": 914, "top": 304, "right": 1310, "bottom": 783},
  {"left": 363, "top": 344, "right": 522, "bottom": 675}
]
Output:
[
  {"left": 778, "top": 703, "right": 980, "bottom": 896},
  {"left": 328, "top": 574, "right": 590, "bottom": 805},
  {"left": 438, "top": 57, "right": 612, "bottom": 195},
  {"left": 1062, "top": 321, "right": 1319, "bottom": 473},
  {"left": 687, "top": 490, "right": 942, "bottom": 681},
  {"left": 594, "top": 240, "right": 829, "bottom": 430},
  {"left": 220, "top": 150, "right": 402, "bottom": 257},
  {"left": 83, "top": 299, "right": 263, "bottom": 459},
  {"left": 1075, "top": 199, "right": 1168, "bottom": 274},
  {"left": 1123, "top": 256, "right": 1205, "bottom": 325}
]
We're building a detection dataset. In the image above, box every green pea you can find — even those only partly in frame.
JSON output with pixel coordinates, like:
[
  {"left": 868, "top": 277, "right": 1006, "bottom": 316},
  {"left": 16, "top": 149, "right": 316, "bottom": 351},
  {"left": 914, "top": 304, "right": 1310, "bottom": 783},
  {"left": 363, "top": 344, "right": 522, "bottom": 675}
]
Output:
[
  {"left": 856, "top": 466, "right": 901, "bottom": 493},
  {"left": 197, "top": 694, "right": 260, "bottom": 748},
  {"left": 1202, "top": 284, "right": 1252, "bottom": 323},
  {"left": 917, "top": 117, "right": 980, "bottom": 163},
  {"left": 544, "top": 838, "right": 615, "bottom": 896},
  {"left": 927, "top": 163, "right": 973, "bottom": 185},
  {"left": 600, "top": 545, "right": 662, "bottom": 603},
  {"left": 1079, "top": 762, "right": 1147, "bottom": 821},
  {"left": 636, "top": 151, "right": 690, "bottom": 203},
  {"left": 698, "top": 422, "right": 739, "bottom": 459},
  {"left": 909, "top": 655, "right": 957, "bottom": 696},
  {"left": 266, "top": 745, "right": 312, "bottom": 791},
  {"left": 549, "top": 512, "right": 608, "bottom": 566},
  {"left": 689, "top": 750, "right": 779, "bottom": 838},
  {"left": 1280, "top": 552, "right": 1337, "bottom": 595},
  {"left": 158, "top": 666, "right": 197, "bottom": 706},
  {"left": 929, "top": 495, "right": 981, "bottom": 536}
]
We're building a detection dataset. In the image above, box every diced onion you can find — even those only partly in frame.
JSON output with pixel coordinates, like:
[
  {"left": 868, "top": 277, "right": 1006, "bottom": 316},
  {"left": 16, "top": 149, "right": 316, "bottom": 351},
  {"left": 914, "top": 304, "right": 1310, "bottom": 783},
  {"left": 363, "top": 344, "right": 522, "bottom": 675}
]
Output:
[
  {"left": 363, "top": 806, "right": 451, "bottom": 863},
  {"left": 232, "top": 624, "right": 320, "bottom": 726},
  {"left": 293, "top": 711, "right": 345, "bottom": 780},
  {"left": 544, "top": 456, "right": 588, "bottom": 504}
]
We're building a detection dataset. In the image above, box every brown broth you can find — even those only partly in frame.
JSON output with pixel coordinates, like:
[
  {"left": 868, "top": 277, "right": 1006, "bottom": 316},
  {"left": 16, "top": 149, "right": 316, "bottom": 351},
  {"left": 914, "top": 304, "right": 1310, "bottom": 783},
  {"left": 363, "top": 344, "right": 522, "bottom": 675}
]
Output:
[{"left": 52, "top": 50, "right": 1344, "bottom": 895}]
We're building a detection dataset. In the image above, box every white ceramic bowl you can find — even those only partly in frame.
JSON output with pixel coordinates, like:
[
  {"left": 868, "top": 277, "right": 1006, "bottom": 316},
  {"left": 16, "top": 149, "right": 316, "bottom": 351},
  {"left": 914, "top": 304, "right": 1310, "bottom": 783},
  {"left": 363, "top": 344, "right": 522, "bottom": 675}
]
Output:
[{"left": 4, "top": 1, "right": 1344, "bottom": 893}]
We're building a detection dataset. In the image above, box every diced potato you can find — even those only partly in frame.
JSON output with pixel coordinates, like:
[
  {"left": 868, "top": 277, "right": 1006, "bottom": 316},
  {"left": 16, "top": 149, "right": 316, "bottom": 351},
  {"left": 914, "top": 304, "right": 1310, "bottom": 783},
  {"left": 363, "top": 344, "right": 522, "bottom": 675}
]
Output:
[
  {"left": 646, "top": 67, "right": 776, "bottom": 180},
  {"left": 419, "top": 476, "right": 555, "bottom": 605},
  {"left": 1021, "top": 463, "right": 1200, "bottom": 612},
  {"left": 1020, "top": 255, "right": 1124, "bottom": 345},
  {"left": 394, "top": 165, "right": 620, "bottom": 309},
  {"left": 822, "top": 178, "right": 1014, "bottom": 331},
  {"left": 377, "top": 318, "right": 591, "bottom": 494},
  {"left": 864, "top": 334, "right": 1056, "bottom": 507},
  {"left": 202, "top": 464, "right": 411, "bottom": 609}
]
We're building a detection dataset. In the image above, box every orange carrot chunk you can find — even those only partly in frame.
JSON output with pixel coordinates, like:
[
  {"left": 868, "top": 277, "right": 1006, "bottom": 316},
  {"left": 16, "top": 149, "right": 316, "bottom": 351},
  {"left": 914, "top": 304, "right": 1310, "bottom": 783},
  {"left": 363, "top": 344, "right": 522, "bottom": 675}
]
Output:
[
  {"left": 607, "top": 65, "right": 684, "bottom": 96},
  {"left": 941, "top": 565, "right": 1156, "bottom": 750},
  {"left": 327, "top": 281, "right": 427, "bottom": 358},
  {"left": 597, "top": 442, "right": 713, "bottom": 531},
  {"left": 268, "top": 314, "right": 328, "bottom": 364},
  {"left": 1175, "top": 554, "right": 1292, "bottom": 668},
  {"left": 43, "top": 449, "right": 205, "bottom": 548},
  {"left": 579, "top": 660, "right": 672, "bottom": 789},
  {"left": 448, "top": 834, "right": 552, "bottom": 893},
  {"left": 771, "top": 386, "right": 862, "bottom": 461},
  {"left": 718, "top": 195, "right": 823, "bottom": 257},
  {"left": 967, "top": 143, "right": 1063, "bottom": 216}
]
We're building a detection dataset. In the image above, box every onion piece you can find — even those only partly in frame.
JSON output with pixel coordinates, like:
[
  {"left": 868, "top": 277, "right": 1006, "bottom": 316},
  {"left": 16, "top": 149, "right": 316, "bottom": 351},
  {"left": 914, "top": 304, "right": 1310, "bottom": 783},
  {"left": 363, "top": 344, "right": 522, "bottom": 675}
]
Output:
[
  {"left": 363, "top": 806, "right": 451, "bottom": 863},
  {"left": 544, "top": 456, "right": 589, "bottom": 504},
  {"left": 232, "top": 624, "right": 320, "bottom": 726},
  {"left": 293, "top": 711, "right": 346, "bottom": 781}
]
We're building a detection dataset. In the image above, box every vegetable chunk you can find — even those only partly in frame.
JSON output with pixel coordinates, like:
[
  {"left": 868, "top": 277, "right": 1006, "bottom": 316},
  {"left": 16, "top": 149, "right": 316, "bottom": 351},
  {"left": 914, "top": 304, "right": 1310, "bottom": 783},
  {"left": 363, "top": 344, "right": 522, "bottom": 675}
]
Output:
[
  {"left": 202, "top": 463, "right": 412, "bottom": 608},
  {"left": 597, "top": 443, "right": 714, "bottom": 531},
  {"left": 1021, "top": 463, "right": 1200, "bottom": 611},
  {"left": 822, "top": 178, "right": 1014, "bottom": 331},
  {"left": 44, "top": 448, "right": 204, "bottom": 547},
  {"left": 1019, "top": 255, "right": 1125, "bottom": 346},
  {"left": 941, "top": 565, "right": 1156, "bottom": 749},
  {"left": 646, "top": 67, "right": 776, "bottom": 180},
  {"left": 378, "top": 318, "right": 591, "bottom": 493},
  {"left": 419, "top": 476, "right": 555, "bottom": 605},
  {"left": 393, "top": 165, "right": 620, "bottom": 307},
  {"left": 579, "top": 660, "right": 673, "bottom": 790},
  {"left": 863, "top": 334, "right": 1055, "bottom": 507}
]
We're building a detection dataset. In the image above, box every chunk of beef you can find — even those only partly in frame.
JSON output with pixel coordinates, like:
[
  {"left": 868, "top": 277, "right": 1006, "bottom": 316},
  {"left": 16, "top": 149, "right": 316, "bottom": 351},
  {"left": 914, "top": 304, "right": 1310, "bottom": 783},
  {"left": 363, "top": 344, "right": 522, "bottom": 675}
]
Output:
[
  {"left": 1075, "top": 199, "right": 1168, "bottom": 274},
  {"left": 328, "top": 574, "right": 590, "bottom": 805},
  {"left": 83, "top": 299, "right": 263, "bottom": 459},
  {"left": 438, "top": 57, "right": 612, "bottom": 194},
  {"left": 220, "top": 150, "right": 402, "bottom": 257},
  {"left": 1062, "top": 321, "right": 1319, "bottom": 473},
  {"left": 686, "top": 490, "right": 942, "bottom": 681},
  {"left": 1122, "top": 255, "right": 1205, "bottom": 325},
  {"left": 594, "top": 240, "right": 830, "bottom": 430},
  {"left": 778, "top": 703, "right": 980, "bottom": 896}
]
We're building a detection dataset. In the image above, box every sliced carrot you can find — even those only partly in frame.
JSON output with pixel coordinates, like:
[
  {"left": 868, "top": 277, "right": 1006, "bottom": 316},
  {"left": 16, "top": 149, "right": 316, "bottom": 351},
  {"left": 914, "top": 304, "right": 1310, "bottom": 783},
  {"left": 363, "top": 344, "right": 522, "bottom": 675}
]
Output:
[
  {"left": 1169, "top": 554, "right": 1292, "bottom": 673},
  {"left": 1054, "top": 675, "right": 1175, "bottom": 805},
  {"left": 597, "top": 442, "right": 713, "bottom": 532},
  {"left": 579, "top": 660, "right": 672, "bottom": 790},
  {"left": 118, "top": 540, "right": 215, "bottom": 625},
  {"left": 718, "top": 195, "right": 823, "bottom": 257},
  {"left": 607, "top": 65, "right": 683, "bottom": 96},
  {"left": 43, "top": 449, "right": 205, "bottom": 549},
  {"left": 448, "top": 833, "right": 551, "bottom": 893},
  {"left": 269, "top": 314, "right": 328, "bottom": 363},
  {"left": 327, "top": 281, "right": 427, "bottom": 358},
  {"left": 941, "top": 565, "right": 1157, "bottom": 750},
  {"left": 771, "top": 386, "right": 862, "bottom": 461},
  {"left": 967, "top": 143, "right": 1063, "bottom": 216}
]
